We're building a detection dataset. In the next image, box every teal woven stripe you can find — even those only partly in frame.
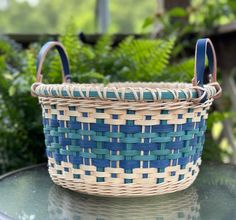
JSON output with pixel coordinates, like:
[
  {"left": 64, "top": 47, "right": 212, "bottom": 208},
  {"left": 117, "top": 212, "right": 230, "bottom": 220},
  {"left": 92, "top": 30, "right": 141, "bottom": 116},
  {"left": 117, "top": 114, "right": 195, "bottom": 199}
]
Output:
[
  {"left": 68, "top": 145, "right": 81, "bottom": 152},
  {"left": 59, "top": 149, "right": 76, "bottom": 156},
  {"left": 133, "top": 155, "right": 156, "bottom": 161},
  {"left": 105, "top": 132, "right": 125, "bottom": 138},
  {"left": 120, "top": 137, "right": 140, "bottom": 144},
  {"left": 151, "top": 149, "right": 170, "bottom": 156},
  {"left": 92, "top": 136, "right": 110, "bottom": 142},
  {"left": 68, "top": 133, "right": 81, "bottom": 139},
  {"left": 92, "top": 148, "right": 109, "bottom": 155},
  {"left": 79, "top": 130, "right": 96, "bottom": 136},
  {"left": 134, "top": 133, "right": 158, "bottom": 138},
  {"left": 47, "top": 143, "right": 60, "bottom": 152},
  {"left": 120, "top": 150, "right": 139, "bottom": 156},
  {"left": 151, "top": 137, "right": 171, "bottom": 143},
  {"left": 44, "top": 111, "right": 207, "bottom": 179},
  {"left": 80, "top": 151, "right": 96, "bottom": 159},
  {"left": 58, "top": 127, "right": 70, "bottom": 133},
  {"left": 105, "top": 154, "right": 124, "bottom": 161},
  {"left": 45, "top": 125, "right": 205, "bottom": 145},
  {"left": 167, "top": 153, "right": 182, "bottom": 160},
  {"left": 39, "top": 88, "right": 198, "bottom": 101}
]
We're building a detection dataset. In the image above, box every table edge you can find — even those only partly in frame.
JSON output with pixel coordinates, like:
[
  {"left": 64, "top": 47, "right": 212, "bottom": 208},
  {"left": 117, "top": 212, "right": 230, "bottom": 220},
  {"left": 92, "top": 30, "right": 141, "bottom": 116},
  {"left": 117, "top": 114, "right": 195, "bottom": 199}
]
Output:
[{"left": 0, "top": 163, "right": 47, "bottom": 180}]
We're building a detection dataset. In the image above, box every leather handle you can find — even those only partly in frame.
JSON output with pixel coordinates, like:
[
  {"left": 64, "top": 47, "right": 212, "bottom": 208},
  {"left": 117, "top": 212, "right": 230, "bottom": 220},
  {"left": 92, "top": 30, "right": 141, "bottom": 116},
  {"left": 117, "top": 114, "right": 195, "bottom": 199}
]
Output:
[
  {"left": 36, "top": 41, "right": 71, "bottom": 83},
  {"left": 193, "top": 38, "right": 218, "bottom": 102},
  {"left": 193, "top": 38, "right": 217, "bottom": 87}
]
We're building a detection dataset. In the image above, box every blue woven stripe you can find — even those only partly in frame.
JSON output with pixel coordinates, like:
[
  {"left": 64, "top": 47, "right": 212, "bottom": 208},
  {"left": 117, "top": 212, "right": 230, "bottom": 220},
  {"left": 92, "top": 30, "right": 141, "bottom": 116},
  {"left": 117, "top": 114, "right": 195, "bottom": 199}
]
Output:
[
  {"left": 44, "top": 116, "right": 206, "bottom": 170},
  {"left": 43, "top": 119, "right": 205, "bottom": 134},
  {"left": 44, "top": 124, "right": 205, "bottom": 137}
]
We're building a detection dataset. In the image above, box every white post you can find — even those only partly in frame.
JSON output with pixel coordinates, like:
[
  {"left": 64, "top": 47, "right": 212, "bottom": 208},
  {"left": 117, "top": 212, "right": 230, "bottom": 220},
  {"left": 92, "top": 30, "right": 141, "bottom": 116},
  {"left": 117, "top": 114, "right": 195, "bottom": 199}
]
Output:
[
  {"left": 151, "top": 0, "right": 165, "bottom": 37},
  {"left": 95, "top": 0, "right": 110, "bottom": 33}
]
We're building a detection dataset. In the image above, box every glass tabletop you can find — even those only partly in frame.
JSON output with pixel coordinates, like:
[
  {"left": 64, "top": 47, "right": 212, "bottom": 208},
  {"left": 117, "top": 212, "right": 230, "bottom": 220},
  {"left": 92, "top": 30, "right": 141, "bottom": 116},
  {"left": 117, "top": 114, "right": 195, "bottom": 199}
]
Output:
[{"left": 0, "top": 162, "right": 236, "bottom": 220}]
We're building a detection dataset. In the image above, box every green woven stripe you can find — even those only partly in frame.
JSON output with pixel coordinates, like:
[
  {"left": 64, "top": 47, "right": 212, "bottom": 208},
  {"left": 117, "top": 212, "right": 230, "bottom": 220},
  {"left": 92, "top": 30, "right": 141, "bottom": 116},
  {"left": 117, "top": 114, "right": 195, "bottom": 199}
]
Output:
[
  {"left": 105, "top": 154, "right": 124, "bottom": 161},
  {"left": 105, "top": 132, "right": 125, "bottom": 138},
  {"left": 151, "top": 137, "right": 171, "bottom": 143},
  {"left": 133, "top": 155, "right": 156, "bottom": 161},
  {"left": 47, "top": 143, "right": 60, "bottom": 152},
  {"left": 181, "top": 146, "right": 193, "bottom": 153},
  {"left": 92, "top": 148, "right": 109, "bottom": 155},
  {"left": 168, "top": 131, "right": 186, "bottom": 137},
  {"left": 181, "top": 134, "right": 194, "bottom": 141},
  {"left": 68, "top": 133, "right": 81, "bottom": 139},
  {"left": 68, "top": 145, "right": 81, "bottom": 152},
  {"left": 195, "top": 144, "right": 203, "bottom": 150},
  {"left": 45, "top": 115, "right": 206, "bottom": 171},
  {"left": 79, "top": 130, "right": 96, "bottom": 136},
  {"left": 92, "top": 136, "right": 110, "bottom": 142},
  {"left": 60, "top": 149, "right": 76, "bottom": 156},
  {"left": 80, "top": 151, "right": 96, "bottom": 159},
  {"left": 46, "top": 125, "right": 204, "bottom": 144},
  {"left": 120, "top": 137, "right": 140, "bottom": 144},
  {"left": 151, "top": 149, "right": 170, "bottom": 156},
  {"left": 120, "top": 150, "right": 139, "bottom": 156},
  {"left": 50, "top": 130, "right": 59, "bottom": 136},
  {"left": 134, "top": 133, "right": 158, "bottom": 138},
  {"left": 43, "top": 127, "right": 51, "bottom": 132},
  {"left": 167, "top": 153, "right": 182, "bottom": 160},
  {"left": 58, "top": 127, "right": 70, "bottom": 133},
  {"left": 39, "top": 87, "right": 198, "bottom": 101},
  {"left": 45, "top": 131, "right": 204, "bottom": 147}
]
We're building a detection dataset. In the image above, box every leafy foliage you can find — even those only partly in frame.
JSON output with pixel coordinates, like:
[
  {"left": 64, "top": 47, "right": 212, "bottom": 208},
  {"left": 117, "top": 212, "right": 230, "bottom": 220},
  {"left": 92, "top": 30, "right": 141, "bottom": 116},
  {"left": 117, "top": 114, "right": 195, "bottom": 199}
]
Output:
[
  {"left": 38, "top": 22, "right": 186, "bottom": 85},
  {"left": 143, "top": 0, "right": 236, "bottom": 60},
  {"left": 0, "top": 0, "right": 154, "bottom": 34},
  {"left": 48, "top": 25, "right": 180, "bottom": 83},
  {"left": 143, "top": 0, "right": 236, "bottom": 163},
  {"left": 0, "top": 37, "right": 44, "bottom": 174},
  {"left": 110, "top": 37, "right": 175, "bottom": 81}
]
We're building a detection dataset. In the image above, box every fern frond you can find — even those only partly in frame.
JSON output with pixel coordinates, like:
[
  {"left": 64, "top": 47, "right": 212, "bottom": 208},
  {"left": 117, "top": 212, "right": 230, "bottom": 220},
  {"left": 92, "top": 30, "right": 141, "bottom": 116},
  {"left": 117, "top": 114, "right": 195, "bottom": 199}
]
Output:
[
  {"left": 95, "top": 35, "right": 112, "bottom": 55},
  {"left": 162, "top": 58, "right": 194, "bottom": 82},
  {"left": 47, "top": 55, "right": 62, "bottom": 83},
  {"left": 112, "top": 37, "right": 175, "bottom": 81},
  {"left": 59, "top": 20, "right": 81, "bottom": 75},
  {"left": 77, "top": 71, "right": 106, "bottom": 83}
]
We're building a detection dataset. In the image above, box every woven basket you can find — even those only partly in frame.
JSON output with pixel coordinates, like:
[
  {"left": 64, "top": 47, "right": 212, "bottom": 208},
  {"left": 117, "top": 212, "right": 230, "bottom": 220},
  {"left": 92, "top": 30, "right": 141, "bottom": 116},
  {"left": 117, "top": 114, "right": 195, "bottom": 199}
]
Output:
[{"left": 31, "top": 38, "right": 222, "bottom": 197}]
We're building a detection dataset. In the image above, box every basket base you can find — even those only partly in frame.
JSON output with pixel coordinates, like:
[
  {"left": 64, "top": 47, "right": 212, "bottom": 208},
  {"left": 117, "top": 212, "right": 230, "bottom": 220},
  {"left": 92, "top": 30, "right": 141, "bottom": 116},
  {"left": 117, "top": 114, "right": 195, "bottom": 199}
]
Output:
[{"left": 48, "top": 159, "right": 201, "bottom": 197}]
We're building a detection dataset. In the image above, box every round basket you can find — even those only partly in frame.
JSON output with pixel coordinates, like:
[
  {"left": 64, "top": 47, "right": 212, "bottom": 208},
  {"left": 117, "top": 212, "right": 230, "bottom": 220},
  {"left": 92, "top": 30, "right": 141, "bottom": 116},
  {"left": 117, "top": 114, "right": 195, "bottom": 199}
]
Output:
[{"left": 31, "top": 38, "right": 222, "bottom": 197}]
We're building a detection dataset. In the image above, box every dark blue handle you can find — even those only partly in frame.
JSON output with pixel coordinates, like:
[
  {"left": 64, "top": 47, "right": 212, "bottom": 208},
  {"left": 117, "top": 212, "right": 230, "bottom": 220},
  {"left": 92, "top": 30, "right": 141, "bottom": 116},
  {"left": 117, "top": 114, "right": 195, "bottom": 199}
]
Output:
[
  {"left": 194, "top": 38, "right": 217, "bottom": 87},
  {"left": 193, "top": 38, "right": 217, "bottom": 102},
  {"left": 36, "top": 41, "right": 71, "bottom": 83}
]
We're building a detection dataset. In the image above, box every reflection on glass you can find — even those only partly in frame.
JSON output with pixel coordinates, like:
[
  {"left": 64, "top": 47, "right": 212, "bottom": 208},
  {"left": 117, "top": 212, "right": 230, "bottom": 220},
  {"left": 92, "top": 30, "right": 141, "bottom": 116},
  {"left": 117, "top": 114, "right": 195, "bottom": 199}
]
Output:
[{"left": 48, "top": 186, "right": 199, "bottom": 220}]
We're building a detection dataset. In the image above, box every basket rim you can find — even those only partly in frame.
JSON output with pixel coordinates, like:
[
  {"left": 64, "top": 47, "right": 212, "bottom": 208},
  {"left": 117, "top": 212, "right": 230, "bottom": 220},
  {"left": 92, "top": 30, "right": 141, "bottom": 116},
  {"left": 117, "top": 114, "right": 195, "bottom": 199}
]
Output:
[{"left": 31, "top": 81, "right": 220, "bottom": 102}]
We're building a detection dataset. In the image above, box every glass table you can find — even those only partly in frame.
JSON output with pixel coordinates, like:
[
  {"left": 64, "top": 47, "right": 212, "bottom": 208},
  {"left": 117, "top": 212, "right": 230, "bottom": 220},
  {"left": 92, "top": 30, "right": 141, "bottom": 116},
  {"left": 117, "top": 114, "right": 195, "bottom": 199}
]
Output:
[{"left": 0, "top": 162, "right": 236, "bottom": 220}]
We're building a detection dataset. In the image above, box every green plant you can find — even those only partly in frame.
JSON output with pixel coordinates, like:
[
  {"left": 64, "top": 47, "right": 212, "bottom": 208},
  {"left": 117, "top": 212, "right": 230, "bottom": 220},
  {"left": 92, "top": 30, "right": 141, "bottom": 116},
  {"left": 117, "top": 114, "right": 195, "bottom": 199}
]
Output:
[
  {"left": 143, "top": 0, "right": 235, "bottom": 59},
  {"left": 0, "top": 37, "right": 44, "bottom": 173},
  {"left": 142, "top": 1, "right": 236, "bottom": 163},
  {"left": 45, "top": 22, "right": 193, "bottom": 84},
  {"left": 32, "top": 21, "right": 193, "bottom": 86}
]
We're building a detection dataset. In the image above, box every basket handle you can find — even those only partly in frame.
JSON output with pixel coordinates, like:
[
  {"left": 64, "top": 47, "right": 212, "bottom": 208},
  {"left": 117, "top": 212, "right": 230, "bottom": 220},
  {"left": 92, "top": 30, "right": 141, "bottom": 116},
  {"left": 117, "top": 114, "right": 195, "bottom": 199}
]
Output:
[
  {"left": 193, "top": 38, "right": 217, "bottom": 87},
  {"left": 192, "top": 38, "right": 219, "bottom": 102},
  {"left": 36, "top": 41, "right": 71, "bottom": 83}
]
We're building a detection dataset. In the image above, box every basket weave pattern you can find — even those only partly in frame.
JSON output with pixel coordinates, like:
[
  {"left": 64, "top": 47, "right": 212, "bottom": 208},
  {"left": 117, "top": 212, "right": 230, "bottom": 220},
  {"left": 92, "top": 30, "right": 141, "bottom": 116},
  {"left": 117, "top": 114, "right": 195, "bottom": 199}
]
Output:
[
  {"left": 39, "top": 91, "right": 211, "bottom": 196},
  {"left": 32, "top": 39, "right": 221, "bottom": 197}
]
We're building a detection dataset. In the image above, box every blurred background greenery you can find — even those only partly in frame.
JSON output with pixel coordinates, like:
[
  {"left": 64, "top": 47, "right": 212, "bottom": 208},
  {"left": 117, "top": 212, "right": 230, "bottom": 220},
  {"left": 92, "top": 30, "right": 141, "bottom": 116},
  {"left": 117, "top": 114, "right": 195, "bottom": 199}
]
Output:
[{"left": 0, "top": 0, "right": 236, "bottom": 174}]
